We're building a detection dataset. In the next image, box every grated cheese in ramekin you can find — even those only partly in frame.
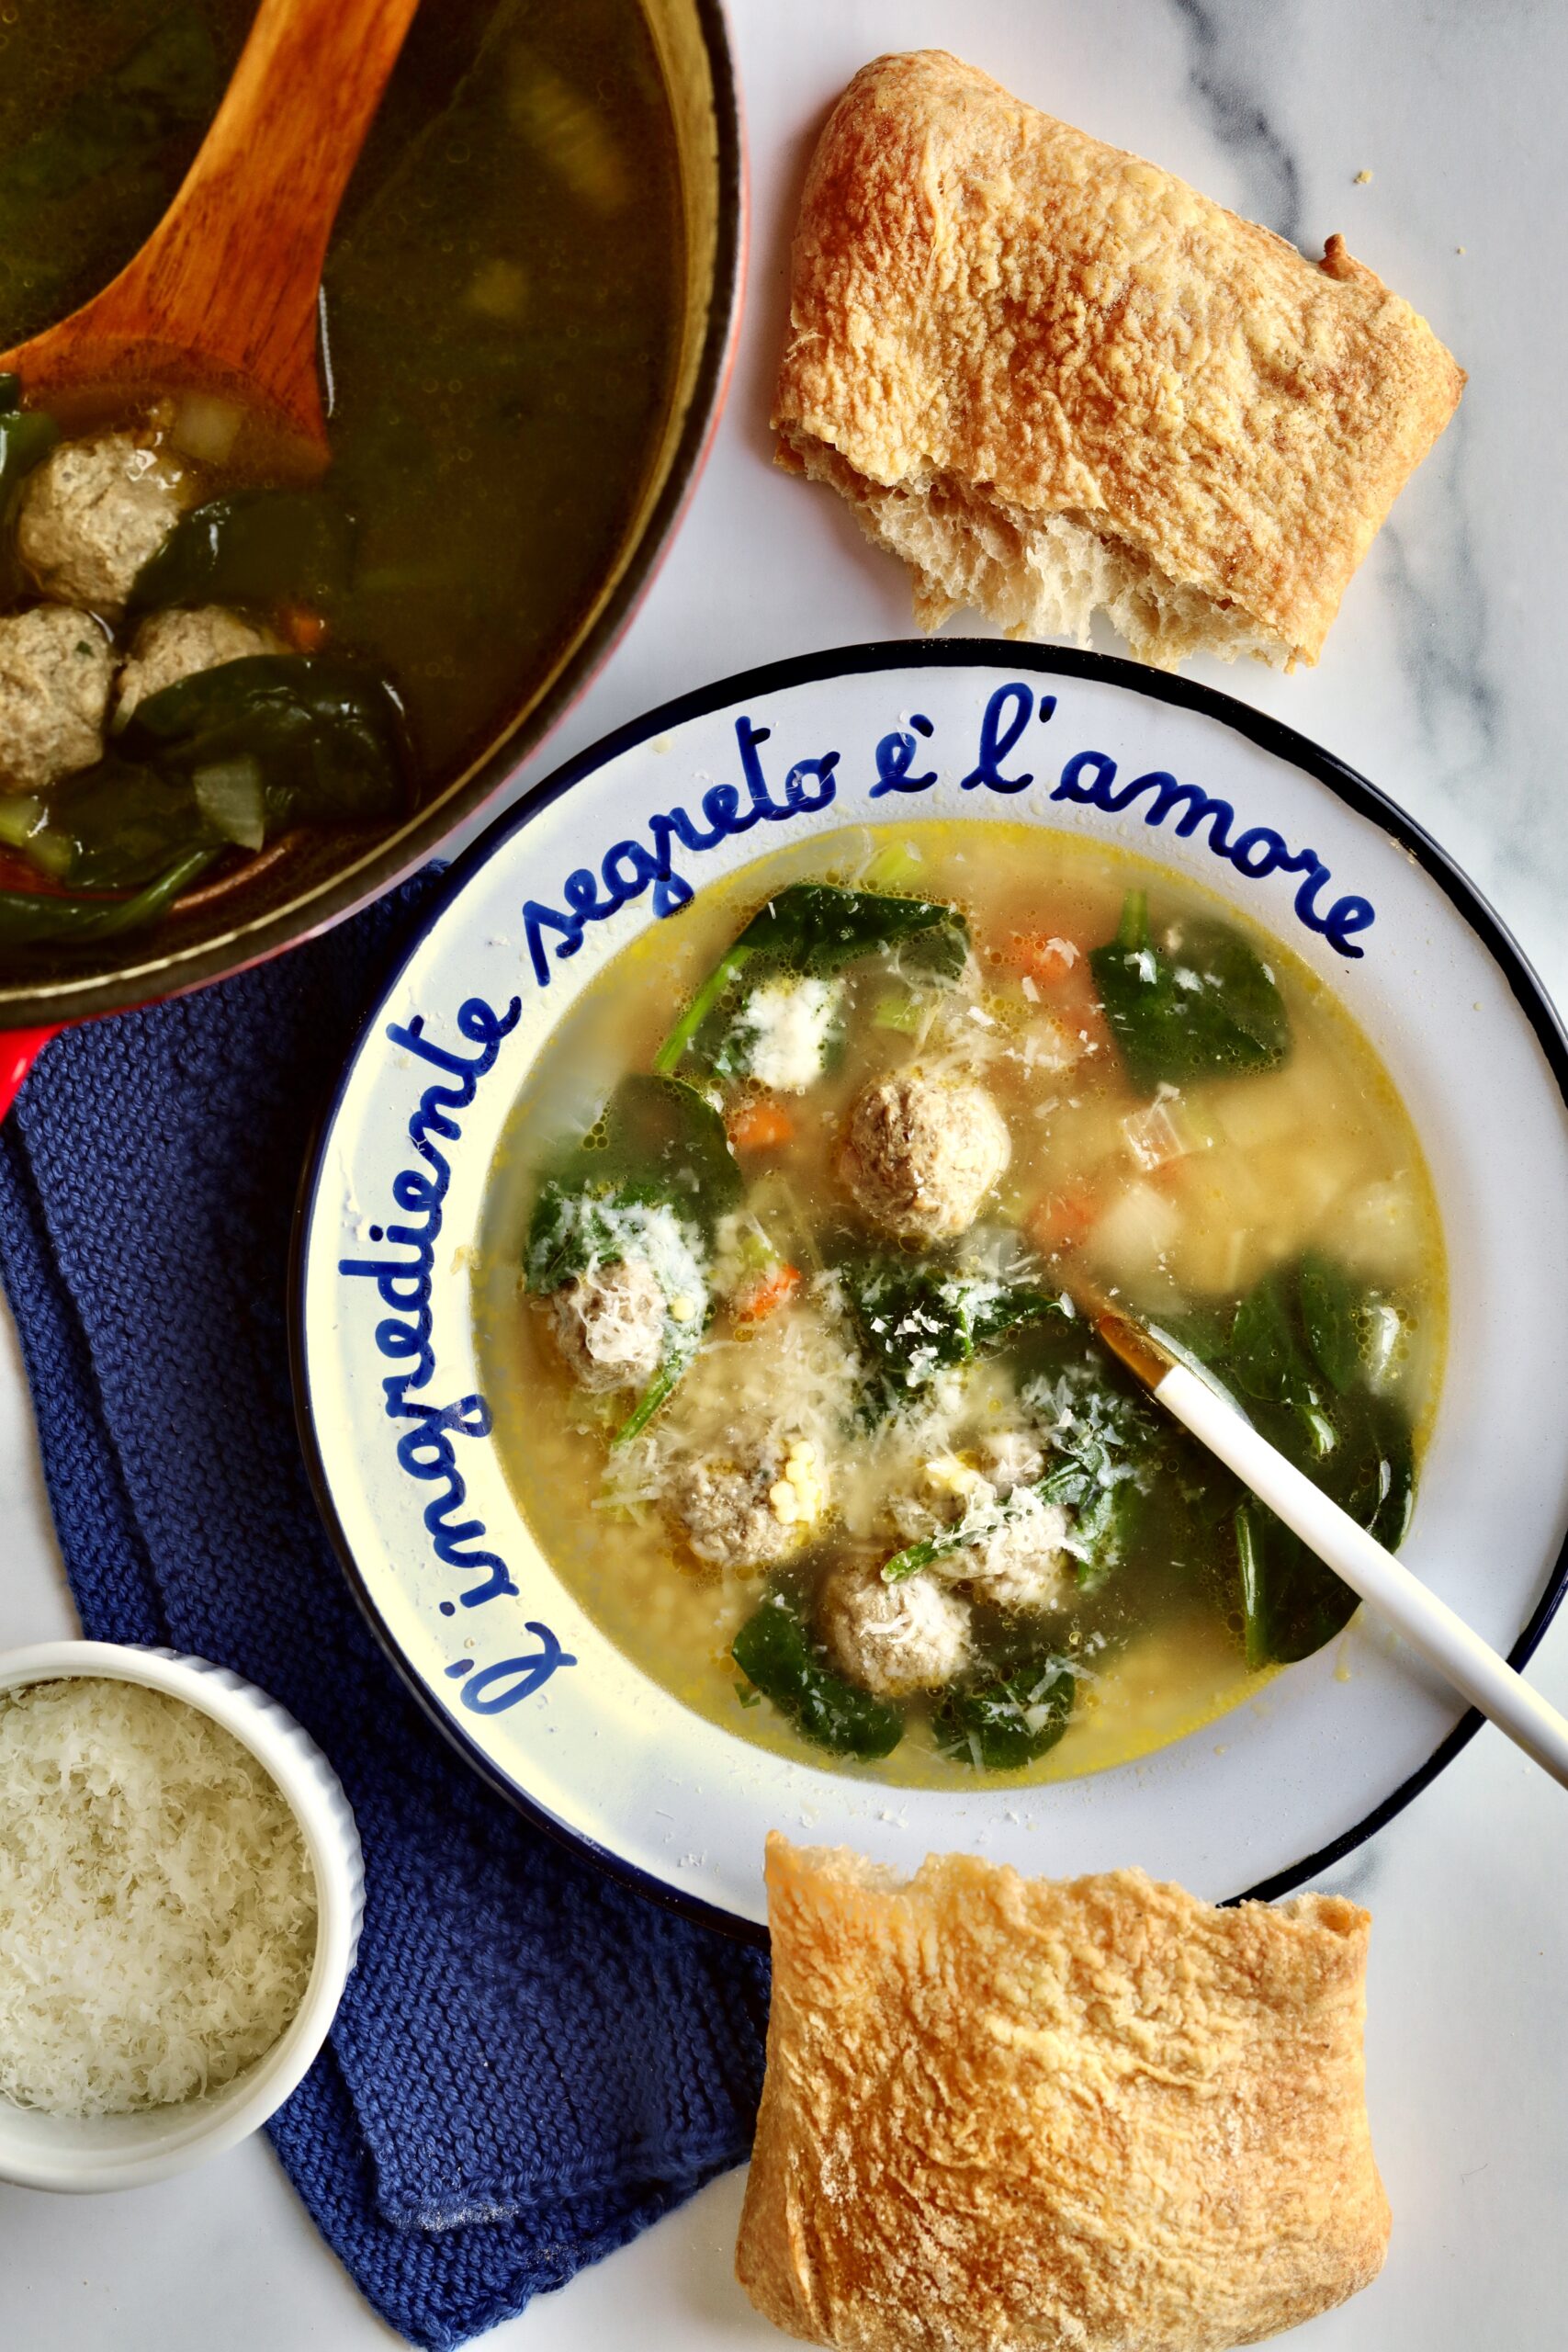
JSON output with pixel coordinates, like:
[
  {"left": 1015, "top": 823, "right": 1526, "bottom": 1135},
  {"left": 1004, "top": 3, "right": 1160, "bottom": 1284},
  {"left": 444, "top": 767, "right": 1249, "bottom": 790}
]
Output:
[{"left": 0, "top": 1677, "right": 317, "bottom": 2116}]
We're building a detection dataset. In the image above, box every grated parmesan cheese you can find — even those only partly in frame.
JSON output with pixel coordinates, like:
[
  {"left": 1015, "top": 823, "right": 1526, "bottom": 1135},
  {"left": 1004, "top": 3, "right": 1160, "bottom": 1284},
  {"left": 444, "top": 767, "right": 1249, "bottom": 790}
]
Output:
[{"left": 0, "top": 1679, "right": 317, "bottom": 2116}]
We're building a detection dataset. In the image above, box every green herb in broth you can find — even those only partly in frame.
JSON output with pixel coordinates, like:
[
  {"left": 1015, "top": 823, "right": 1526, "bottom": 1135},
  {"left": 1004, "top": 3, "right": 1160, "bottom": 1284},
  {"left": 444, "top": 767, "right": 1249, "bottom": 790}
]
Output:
[
  {"left": 3, "top": 655, "right": 406, "bottom": 892},
  {"left": 933, "top": 1654, "right": 1075, "bottom": 1770},
  {"left": 0, "top": 844, "right": 218, "bottom": 947},
  {"left": 475, "top": 820, "right": 1446, "bottom": 1790}
]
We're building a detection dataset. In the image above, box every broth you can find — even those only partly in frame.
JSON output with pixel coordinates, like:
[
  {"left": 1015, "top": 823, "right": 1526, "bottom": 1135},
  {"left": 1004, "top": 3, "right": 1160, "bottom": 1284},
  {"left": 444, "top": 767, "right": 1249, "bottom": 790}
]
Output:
[
  {"left": 0, "top": 0, "right": 683, "bottom": 943},
  {"left": 476, "top": 822, "right": 1446, "bottom": 1788}
]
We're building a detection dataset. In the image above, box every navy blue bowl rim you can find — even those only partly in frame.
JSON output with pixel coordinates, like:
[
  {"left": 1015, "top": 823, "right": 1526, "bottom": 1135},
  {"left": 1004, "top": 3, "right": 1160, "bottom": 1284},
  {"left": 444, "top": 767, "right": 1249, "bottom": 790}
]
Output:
[{"left": 290, "top": 638, "right": 1568, "bottom": 1947}]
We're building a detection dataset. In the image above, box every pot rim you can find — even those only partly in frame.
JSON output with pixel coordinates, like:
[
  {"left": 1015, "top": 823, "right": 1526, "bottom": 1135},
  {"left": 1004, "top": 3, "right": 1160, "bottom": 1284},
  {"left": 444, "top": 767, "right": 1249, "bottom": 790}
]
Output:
[{"left": 0, "top": 0, "right": 747, "bottom": 1033}]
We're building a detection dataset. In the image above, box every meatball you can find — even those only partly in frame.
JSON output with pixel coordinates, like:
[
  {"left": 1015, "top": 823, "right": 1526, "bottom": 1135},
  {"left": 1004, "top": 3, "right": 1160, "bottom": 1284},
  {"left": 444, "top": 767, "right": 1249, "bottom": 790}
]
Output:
[
  {"left": 116, "top": 606, "right": 285, "bottom": 724},
  {"left": 0, "top": 606, "right": 115, "bottom": 793},
  {"left": 960, "top": 1489, "right": 1074, "bottom": 1613},
  {"left": 820, "top": 1563, "right": 971, "bottom": 1697},
  {"left": 670, "top": 1439, "right": 823, "bottom": 1572},
  {"left": 547, "top": 1257, "right": 665, "bottom": 1391},
  {"left": 18, "top": 433, "right": 193, "bottom": 616},
  {"left": 976, "top": 1429, "right": 1046, "bottom": 1497},
  {"left": 839, "top": 1073, "right": 1010, "bottom": 1242}
]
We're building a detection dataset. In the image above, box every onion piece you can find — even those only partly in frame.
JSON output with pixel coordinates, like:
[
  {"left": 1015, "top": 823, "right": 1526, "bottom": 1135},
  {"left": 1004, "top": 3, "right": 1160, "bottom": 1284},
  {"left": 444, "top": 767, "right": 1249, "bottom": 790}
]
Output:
[
  {"left": 193, "top": 757, "right": 266, "bottom": 850},
  {"left": 170, "top": 392, "right": 243, "bottom": 465}
]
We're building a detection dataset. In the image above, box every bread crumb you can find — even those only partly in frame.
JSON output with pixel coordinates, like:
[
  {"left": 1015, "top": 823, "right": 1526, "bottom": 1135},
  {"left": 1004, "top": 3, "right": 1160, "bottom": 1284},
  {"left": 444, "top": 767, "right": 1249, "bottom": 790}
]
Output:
[{"left": 1353, "top": 168, "right": 1373, "bottom": 185}]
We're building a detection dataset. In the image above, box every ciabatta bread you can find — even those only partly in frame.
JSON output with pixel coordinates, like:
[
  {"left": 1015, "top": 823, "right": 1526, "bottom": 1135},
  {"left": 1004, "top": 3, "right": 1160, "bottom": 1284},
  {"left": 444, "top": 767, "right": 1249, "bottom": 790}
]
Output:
[
  {"left": 773, "top": 51, "right": 1463, "bottom": 671},
  {"left": 736, "top": 1837, "right": 1390, "bottom": 2351}
]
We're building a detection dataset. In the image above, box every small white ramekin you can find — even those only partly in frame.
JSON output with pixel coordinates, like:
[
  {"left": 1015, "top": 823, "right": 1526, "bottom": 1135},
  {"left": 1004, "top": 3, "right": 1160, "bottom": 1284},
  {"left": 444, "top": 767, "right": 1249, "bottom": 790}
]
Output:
[{"left": 0, "top": 1639, "right": 364, "bottom": 2192}]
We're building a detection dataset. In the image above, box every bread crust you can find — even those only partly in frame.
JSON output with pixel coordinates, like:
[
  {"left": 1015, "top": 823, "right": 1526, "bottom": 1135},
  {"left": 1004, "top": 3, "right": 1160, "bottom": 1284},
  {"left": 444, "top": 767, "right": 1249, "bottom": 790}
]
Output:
[
  {"left": 772, "top": 51, "right": 1463, "bottom": 667},
  {"left": 736, "top": 1837, "right": 1390, "bottom": 2352}
]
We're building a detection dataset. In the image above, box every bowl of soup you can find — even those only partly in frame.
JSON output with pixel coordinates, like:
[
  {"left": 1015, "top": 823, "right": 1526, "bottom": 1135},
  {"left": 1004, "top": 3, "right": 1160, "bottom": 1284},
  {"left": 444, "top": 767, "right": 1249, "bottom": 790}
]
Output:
[
  {"left": 0, "top": 0, "right": 740, "bottom": 1032},
  {"left": 293, "top": 644, "right": 1568, "bottom": 1935}
]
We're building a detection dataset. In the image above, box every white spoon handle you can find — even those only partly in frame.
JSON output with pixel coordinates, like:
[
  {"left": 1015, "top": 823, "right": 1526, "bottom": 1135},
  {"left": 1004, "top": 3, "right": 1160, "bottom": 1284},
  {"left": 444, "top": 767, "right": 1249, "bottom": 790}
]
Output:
[{"left": 1157, "top": 1362, "right": 1568, "bottom": 1790}]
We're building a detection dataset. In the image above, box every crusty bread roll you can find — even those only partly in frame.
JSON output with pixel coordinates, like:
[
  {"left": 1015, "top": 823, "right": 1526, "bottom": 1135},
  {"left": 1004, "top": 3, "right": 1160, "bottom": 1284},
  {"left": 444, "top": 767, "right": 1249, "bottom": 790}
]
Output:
[
  {"left": 736, "top": 1837, "right": 1390, "bottom": 2352},
  {"left": 773, "top": 51, "right": 1463, "bottom": 671}
]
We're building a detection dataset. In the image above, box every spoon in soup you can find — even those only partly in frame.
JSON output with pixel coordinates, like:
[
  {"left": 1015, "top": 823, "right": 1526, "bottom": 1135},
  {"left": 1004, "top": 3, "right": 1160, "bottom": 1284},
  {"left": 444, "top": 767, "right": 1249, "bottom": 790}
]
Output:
[
  {"left": 1069, "top": 1280, "right": 1568, "bottom": 1790},
  {"left": 0, "top": 0, "right": 423, "bottom": 464}
]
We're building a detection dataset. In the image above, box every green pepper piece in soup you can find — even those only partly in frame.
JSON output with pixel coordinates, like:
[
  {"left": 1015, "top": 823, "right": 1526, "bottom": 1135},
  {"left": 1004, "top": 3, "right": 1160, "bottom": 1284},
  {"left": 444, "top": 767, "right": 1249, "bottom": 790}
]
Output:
[
  {"left": 1090, "top": 889, "right": 1291, "bottom": 1093},
  {"left": 731, "top": 1593, "right": 904, "bottom": 1760}
]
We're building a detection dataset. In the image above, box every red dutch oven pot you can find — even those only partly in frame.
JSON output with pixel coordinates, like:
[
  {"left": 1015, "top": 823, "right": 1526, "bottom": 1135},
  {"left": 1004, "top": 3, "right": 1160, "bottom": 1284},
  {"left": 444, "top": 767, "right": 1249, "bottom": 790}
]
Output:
[{"left": 0, "top": 0, "right": 743, "bottom": 1120}]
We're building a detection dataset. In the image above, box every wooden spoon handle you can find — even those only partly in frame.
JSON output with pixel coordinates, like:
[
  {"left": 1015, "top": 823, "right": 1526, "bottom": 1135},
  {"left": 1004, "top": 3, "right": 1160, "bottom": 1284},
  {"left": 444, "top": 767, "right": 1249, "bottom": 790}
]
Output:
[{"left": 16, "top": 0, "right": 422, "bottom": 444}]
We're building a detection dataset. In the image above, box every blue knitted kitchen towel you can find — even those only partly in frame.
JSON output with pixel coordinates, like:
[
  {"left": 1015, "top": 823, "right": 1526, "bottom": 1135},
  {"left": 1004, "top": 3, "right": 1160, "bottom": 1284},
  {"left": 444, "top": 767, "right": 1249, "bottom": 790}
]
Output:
[{"left": 0, "top": 873, "right": 770, "bottom": 2350}]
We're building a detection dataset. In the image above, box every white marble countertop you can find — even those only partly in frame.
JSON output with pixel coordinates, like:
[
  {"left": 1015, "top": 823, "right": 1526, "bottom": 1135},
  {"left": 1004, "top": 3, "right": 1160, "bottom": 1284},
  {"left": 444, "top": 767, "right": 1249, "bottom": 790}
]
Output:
[{"left": 5, "top": 0, "right": 1568, "bottom": 2344}]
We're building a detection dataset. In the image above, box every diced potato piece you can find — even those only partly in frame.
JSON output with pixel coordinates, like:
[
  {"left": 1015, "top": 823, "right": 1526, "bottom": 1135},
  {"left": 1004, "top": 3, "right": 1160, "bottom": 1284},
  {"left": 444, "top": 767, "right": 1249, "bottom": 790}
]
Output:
[
  {"left": 1121, "top": 1091, "right": 1210, "bottom": 1173},
  {"left": 1204, "top": 1065, "right": 1324, "bottom": 1153},
  {"left": 1089, "top": 1180, "right": 1181, "bottom": 1283},
  {"left": 1335, "top": 1177, "right": 1427, "bottom": 1282}
]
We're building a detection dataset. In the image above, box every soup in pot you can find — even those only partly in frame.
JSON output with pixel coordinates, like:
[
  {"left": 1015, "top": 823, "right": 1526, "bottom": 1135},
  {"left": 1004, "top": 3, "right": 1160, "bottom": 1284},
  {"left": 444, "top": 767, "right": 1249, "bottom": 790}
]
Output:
[{"left": 0, "top": 0, "right": 685, "bottom": 955}]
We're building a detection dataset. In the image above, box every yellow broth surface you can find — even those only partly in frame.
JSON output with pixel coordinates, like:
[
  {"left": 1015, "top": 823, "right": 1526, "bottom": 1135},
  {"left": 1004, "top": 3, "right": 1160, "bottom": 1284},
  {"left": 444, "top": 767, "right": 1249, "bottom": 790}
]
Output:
[{"left": 475, "top": 823, "right": 1447, "bottom": 1787}]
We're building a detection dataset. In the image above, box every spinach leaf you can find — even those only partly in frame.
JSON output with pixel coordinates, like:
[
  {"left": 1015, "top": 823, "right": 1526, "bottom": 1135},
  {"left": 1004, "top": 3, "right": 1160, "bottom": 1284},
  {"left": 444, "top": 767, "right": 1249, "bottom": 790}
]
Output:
[
  {"left": 657, "top": 883, "right": 968, "bottom": 1075},
  {"left": 933, "top": 1657, "right": 1074, "bottom": 1770},
  {"left": 0, "top": 402, "right": 61, "bottom": 605},
  {"left": 1021, "top": 1357, "right": 1162, "bottom": 1589},
  {"left": 838, "top": 1250, "right": 1065, "bottom": 1419},
  {"left": 1089, "top": 889, "right": 1291, "bottom": 1093},
  {"left": 1297, "top": 1250, "right": 1407, "bottom": 1396},
  {"left": 525, "top": 1074, "right": 741, "bottom": 1292},
  {"left": 1227, "top": 1269, "right": 1320, "bottom": 1410},
  {"left": 525, "top": 1075, "right": 741, "bottom": 1442},
  {"left": 6, "top": 762, "right": 209, "bottom": 892},
  {"left": 128, "top": 490, "right": 358, "bottom": 616},
  {"left": 2, "top": 656, "right": 408, "bottom": 901},
  {"left": 0, "top": 847, "right": 220, "bottom": 950},
  {"left": 120, "top": 654, "right": 408, "bottom": 828},
  {"left": 731, "top": 1592, "right": 904, "bottom": 1759},
  {"left": 1222, "top": 1260, "right": 1417, "bottom": 1666}
]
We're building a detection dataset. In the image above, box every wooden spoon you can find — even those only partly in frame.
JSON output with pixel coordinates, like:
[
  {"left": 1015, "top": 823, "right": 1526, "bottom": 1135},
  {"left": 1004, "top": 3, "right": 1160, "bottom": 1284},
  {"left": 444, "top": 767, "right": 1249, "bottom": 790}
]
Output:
[{"left": 0, "top": 0, "right": 423, "bottom": 462}]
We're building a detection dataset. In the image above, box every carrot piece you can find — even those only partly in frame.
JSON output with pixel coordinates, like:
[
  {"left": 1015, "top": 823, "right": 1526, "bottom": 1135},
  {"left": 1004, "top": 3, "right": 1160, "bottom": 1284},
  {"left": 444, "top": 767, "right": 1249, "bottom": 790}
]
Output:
[
  {"left": 276, "top": 600, "right": 330, "bottom": 654},
  {"left": 735, "top": 1262, "right": 802, "bottom": 1323},
  {"left": 1006, "top": 930, "right": 1082, "bottom": 987},
  {"left": 727, "top": 1098, "right": 795, "bottom": 1153},
  {"left": 1027, "top": 1182, "right": 1100, "bottom": 1256}
]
